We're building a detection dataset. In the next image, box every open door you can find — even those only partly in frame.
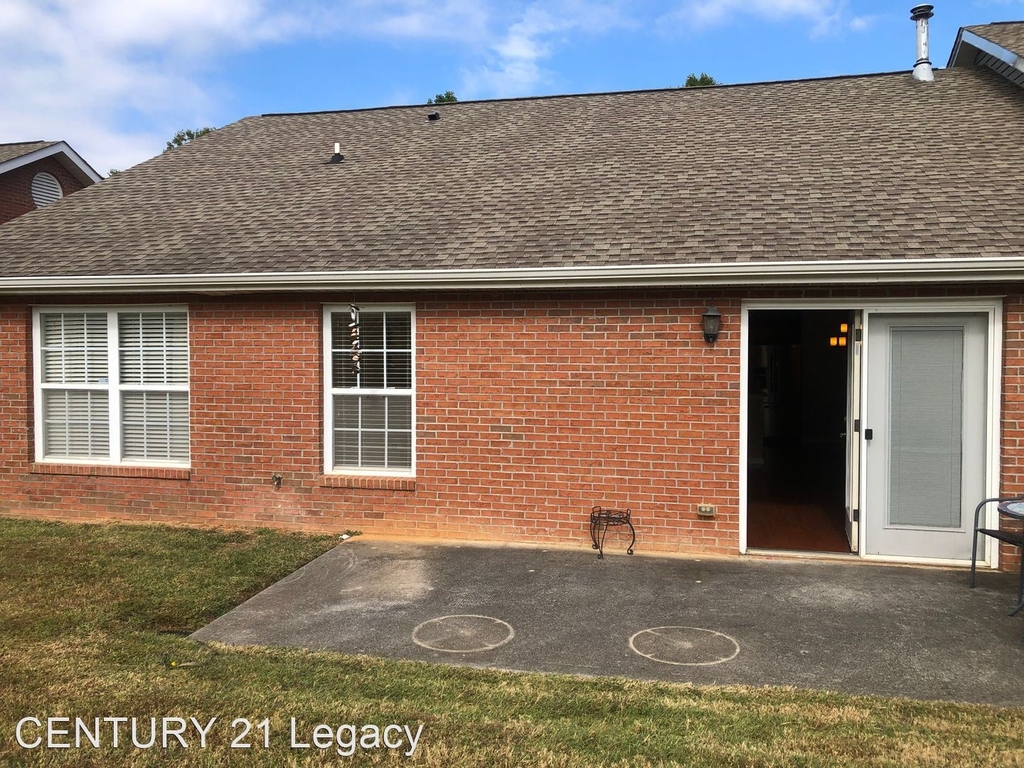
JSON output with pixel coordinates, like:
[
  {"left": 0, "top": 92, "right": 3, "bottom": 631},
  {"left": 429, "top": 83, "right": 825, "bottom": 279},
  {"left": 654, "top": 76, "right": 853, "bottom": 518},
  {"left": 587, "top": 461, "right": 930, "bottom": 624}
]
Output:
[
  {"left": 844, "top": 312, "right": 862, "bottom": 553},
  {"left": 746, "top": 309, "right": 853, "bottom": 553}
]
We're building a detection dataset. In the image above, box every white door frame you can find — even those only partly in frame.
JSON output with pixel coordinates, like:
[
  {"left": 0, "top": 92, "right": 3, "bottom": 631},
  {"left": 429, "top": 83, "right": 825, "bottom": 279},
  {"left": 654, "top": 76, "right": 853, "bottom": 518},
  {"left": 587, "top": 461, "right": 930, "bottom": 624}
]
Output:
[{"left": 739, "top": 297, "right": 1003, "bottom": 567}]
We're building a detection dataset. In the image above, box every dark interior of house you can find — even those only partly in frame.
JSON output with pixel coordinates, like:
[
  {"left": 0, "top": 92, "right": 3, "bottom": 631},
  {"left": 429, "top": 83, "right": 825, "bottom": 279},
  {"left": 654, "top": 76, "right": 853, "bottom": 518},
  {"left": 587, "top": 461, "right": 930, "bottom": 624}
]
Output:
[{"left": 747, "top": 310, "right": 852, "bottom": 552}]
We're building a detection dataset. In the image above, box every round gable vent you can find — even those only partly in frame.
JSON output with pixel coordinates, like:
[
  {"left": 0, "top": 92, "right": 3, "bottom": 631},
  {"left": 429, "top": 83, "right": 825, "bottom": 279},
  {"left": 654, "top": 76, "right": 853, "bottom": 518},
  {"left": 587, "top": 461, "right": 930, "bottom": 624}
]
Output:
[{"left": 31, "top": 172, "right": 63, "bottom": 209}]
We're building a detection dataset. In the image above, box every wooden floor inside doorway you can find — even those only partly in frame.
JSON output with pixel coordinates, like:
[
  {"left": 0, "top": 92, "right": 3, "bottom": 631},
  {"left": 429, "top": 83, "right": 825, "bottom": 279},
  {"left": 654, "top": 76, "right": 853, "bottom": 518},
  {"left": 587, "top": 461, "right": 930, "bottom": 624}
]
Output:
[
  {"left": 746, "top": 457, "right": 851, "bottom": 553},
  {"left": 746, "top": 499, "right": 850, "bottom": 552}
]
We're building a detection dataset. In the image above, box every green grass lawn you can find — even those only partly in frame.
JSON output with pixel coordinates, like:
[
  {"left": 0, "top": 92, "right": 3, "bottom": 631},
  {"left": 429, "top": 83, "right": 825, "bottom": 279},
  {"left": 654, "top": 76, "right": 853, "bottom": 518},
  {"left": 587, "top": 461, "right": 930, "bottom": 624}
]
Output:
[{"left": 1, "top": 518, "right": 1022, "bottom": 767}]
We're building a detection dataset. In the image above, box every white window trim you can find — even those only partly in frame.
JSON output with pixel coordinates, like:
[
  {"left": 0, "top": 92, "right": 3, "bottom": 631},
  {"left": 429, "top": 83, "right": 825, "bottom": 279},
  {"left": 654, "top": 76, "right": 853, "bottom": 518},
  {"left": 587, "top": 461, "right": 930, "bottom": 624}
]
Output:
[
  {"left": 32, "top": 305, "right": 190, "bottom": 467},
  {"left": 323, "top": 303, "right": 416, "bottom": 477}
]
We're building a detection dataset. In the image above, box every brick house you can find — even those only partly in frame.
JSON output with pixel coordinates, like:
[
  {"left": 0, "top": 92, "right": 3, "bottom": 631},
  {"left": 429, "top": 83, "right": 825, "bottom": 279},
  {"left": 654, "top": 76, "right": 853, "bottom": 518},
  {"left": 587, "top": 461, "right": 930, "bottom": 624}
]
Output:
[
  {"left": 0, "top": 141, "right": 101, "bottom": 225},
  {"left": 0, "top": 13, "right": 1021, "bottom": 574}
]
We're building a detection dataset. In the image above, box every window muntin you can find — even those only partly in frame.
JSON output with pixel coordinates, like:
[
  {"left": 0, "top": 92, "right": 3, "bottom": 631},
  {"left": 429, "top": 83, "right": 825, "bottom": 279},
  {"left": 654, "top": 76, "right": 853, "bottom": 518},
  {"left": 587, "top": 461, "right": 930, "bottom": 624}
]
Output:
[
  {"left": 326, "top": 307, "right": 414, "bottom": 473},
  {"left": 35, "top": 308, "right": 189, "bottom": 465}
]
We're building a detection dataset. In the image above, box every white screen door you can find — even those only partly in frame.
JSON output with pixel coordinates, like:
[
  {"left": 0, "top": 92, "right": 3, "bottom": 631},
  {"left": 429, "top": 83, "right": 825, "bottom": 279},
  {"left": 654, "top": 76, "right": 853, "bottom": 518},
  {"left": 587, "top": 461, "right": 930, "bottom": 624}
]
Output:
[{"left": 863, "top": 313, "right": 987, "bottom": 560}]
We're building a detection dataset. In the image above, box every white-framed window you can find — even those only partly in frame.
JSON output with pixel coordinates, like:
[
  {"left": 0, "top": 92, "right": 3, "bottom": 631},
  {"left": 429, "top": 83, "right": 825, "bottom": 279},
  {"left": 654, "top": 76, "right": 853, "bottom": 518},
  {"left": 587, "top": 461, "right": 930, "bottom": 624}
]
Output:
[
  {"left": 33, "top": 307, "right": 189, "bottom": 466},
  {"left": 324, "top": 304, "right": 414, "bottom": 475}
]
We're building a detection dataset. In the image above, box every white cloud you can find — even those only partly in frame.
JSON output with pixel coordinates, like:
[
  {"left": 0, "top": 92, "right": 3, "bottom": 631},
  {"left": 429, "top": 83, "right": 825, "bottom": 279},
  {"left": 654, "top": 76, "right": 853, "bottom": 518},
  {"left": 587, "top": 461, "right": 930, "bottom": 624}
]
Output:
[
  {"left": 664, "top": 0, "right": 867, "bottom": 38},
  {"left": 343, "top": 0, "right": 491, "bottom": 43},
  {"left": 848, "top": 15, "right": 877, "bottom": 33},
  {"left": 0, "top": 0, "right": 499, "bottom": 173},
  {"left": 0, "top": 0, "right": 322, "bottom": 173},
  {"left": 461, "top": 1, "right": 634, "bottom": 98},
  {"left": 0, "top": 0, "right": 632, "bottom": 172}
]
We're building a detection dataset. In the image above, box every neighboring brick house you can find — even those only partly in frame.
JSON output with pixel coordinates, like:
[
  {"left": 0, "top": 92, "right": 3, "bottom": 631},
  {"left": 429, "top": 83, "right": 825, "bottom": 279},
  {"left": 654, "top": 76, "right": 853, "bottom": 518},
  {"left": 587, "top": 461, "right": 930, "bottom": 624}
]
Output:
[
  {"left": 0, "top": 141, "right": 101, "bottom": 225},
  {"left": 0, "top": 12, "right": 1021, "bottom": 575}
]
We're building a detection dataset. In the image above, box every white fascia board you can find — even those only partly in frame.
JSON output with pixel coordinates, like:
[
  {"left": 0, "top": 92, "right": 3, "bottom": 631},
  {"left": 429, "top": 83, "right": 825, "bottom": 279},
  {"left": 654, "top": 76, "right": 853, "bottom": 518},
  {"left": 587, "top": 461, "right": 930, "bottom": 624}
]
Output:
[
  {"left": 0, "top": 141, "right": 102, "bottom": 184},
  {"left": 3, "top": 256, "right": 1024, "bottom": 295},
  {"left": 956, "top": 30, "right": 1024, "bottom": 74}
]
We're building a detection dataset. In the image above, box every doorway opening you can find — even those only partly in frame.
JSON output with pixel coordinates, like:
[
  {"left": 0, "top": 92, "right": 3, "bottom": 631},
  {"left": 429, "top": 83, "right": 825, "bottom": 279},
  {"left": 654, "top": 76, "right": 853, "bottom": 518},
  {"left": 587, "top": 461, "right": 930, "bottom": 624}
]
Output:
[{"left": 747, "top": 310, "right": 853, "bottom": 552}]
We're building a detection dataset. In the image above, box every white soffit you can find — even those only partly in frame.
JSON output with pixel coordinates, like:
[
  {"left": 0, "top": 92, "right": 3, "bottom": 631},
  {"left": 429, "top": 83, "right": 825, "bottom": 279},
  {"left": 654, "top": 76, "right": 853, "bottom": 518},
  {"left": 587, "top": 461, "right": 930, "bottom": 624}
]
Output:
[{"left": 954, "top": 29, "right": 1024, "bottom": 75}]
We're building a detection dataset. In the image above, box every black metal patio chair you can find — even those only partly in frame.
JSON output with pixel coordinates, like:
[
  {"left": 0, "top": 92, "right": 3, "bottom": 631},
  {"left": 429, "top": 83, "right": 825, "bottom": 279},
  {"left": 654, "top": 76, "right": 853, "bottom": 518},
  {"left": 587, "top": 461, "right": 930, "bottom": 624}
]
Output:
[{"left": 970, "top": 496, "right": 1024, "bottom": 616}]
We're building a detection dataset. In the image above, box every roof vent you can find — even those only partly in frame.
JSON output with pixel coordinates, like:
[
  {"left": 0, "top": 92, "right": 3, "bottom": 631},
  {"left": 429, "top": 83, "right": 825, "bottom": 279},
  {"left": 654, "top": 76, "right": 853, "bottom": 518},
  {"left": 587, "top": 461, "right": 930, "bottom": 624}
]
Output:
[
  {"left": 31, "top": 172, "right": 63, "bottom": 208},
  {"left": 329, "top": 142, "right": 344, "bottom": 164},
  {"left": 911, "top": 4, "right": 935, "bottom": 82},
  {"left": 427, "top": 112, "right": 441, "bottom": 121}
]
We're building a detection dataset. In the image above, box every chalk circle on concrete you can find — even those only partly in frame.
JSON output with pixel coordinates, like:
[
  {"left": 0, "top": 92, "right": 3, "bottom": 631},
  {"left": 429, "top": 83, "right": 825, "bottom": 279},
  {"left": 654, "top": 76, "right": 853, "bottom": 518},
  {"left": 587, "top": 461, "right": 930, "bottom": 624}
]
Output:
[
  {"left": 629, "top": 626, "right": 740, "bottom": 666},
  {"left": 412, "top": 614, "right": 515, "bottom": 653}
]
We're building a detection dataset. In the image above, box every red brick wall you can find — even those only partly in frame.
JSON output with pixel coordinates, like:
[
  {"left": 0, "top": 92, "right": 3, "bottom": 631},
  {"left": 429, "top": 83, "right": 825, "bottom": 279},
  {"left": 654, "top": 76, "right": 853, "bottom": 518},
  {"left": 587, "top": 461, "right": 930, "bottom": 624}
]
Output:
[
  {"left": 414, "top": 293, "right": 739, "bottom": 552},
  {"left": 0, "top": 288, "right": 1019, "bottom": 569},
  {"left": 999, "top": 296, "right": 1024, "bottom": 574},
  {"left": 0, "top": 292, "right": 740, "bottom": 556},
  {"left": 0, "top": 157, "right": 88, "bottom": 224}
]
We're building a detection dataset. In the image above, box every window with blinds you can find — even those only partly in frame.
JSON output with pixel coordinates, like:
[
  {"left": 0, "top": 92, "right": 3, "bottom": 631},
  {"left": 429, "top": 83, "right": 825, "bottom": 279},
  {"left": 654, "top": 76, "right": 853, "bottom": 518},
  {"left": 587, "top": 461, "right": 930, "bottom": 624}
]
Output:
[
  {"left": 35, "top": 308, "right": 189, "bottom": 465},
  {"left": 325, "top": 306, "right": 414, "bottom": 473},
  {"left": 39, "top": 312, "right": 109, "bottom": 459},
  {"left": 118, "top": 312, "right": 189, "bottom": 462}
]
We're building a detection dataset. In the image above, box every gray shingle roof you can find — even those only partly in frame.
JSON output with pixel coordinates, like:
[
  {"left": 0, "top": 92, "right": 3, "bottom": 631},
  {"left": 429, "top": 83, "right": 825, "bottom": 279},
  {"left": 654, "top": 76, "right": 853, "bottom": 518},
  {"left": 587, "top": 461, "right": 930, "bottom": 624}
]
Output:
[
  {"left": 0, "top": 67, "right": 1022, "bottom": 280},
  {"left": 965, "top": 21, "right": 1024, "bottom": 58},
  {"left": 0, "top": 141, "right": 55, "bottom": 165}
]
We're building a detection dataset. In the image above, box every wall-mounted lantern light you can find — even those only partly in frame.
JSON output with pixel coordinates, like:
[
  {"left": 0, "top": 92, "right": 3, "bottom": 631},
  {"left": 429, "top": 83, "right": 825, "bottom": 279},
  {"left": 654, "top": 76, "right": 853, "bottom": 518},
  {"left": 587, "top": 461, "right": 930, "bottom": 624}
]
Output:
[{"left": 701, "top": 305, "right": 722, "bottom": 344}]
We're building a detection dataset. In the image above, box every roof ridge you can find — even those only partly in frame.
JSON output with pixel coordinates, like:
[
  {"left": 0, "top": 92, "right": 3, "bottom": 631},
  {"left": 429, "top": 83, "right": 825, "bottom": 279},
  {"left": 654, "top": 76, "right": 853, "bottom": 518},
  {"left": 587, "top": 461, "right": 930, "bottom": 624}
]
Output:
[
  {"left": 967, "top": 20, "right": 1024, "bottom": 27},
  {"left": 260, "top": 69, "right": 916, "bottom": 118},
  {"left": 0, "top": 140, "right": 49, "bottom": 147}
]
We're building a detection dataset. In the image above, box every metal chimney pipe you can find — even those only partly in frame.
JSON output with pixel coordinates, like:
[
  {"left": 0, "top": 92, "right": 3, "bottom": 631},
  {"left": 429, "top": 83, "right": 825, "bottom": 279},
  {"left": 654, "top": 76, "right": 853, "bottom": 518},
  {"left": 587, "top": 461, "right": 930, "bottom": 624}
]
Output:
[{"left": 911, "top": 4, "right": 935, "bottom": 82}]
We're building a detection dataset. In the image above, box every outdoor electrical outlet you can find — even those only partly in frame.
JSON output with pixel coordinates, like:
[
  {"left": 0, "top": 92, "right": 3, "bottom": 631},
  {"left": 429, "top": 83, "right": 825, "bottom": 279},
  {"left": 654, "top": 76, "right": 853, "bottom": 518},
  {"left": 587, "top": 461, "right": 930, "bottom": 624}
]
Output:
[{"left": 697, "top": 504, "right": 716, "bottom": 518}]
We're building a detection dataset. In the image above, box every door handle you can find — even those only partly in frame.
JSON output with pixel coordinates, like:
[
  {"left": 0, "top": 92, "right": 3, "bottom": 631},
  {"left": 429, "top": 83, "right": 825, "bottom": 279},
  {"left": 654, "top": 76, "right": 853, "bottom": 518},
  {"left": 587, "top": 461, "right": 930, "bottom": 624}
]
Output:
[{"left": 865, "top": 428, "right": 873, "bottom": 441}]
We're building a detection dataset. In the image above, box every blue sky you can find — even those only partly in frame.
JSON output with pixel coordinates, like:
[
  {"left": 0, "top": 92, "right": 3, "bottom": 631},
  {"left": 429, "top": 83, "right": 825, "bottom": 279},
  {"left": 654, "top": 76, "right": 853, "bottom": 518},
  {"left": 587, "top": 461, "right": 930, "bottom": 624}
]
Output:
[{"left": 0, "top": 0, "right": 1019, "bottom": 174}]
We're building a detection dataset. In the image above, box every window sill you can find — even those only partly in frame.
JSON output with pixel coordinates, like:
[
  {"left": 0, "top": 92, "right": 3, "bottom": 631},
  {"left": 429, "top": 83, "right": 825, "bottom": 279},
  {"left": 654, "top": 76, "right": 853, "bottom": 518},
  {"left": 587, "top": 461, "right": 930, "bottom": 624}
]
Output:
[
  {"left": 31, "top": 463, "right": 191, "bottom": 481},
  {"left": 320, "top": 475, "right": 416, "bottom": 491}
]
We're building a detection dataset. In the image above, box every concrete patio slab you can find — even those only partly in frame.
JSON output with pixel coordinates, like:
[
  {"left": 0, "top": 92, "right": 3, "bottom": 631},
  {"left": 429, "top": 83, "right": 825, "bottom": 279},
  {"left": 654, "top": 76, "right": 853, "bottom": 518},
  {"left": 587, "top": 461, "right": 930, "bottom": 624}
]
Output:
[{"left": 192, "top": 538, "right": 1024, "bottom": 706}]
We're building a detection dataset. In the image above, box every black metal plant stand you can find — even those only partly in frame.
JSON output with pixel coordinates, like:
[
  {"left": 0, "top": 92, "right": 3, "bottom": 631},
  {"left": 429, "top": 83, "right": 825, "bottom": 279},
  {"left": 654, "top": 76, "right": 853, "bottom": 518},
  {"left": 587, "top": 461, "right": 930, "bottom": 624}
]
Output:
[{"left": 590, "top": 506, "right": 635, "bottom": 559}]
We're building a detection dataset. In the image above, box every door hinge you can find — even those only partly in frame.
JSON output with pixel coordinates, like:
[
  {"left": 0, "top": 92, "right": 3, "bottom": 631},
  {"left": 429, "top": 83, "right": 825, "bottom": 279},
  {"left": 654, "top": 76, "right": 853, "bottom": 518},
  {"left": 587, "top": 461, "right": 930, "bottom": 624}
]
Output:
[
  {"left": 854, "top": 418, "right": 860, "bottom": 433},
  {"left": 853, "top": 508, "right": 860, "bottom": 522}
]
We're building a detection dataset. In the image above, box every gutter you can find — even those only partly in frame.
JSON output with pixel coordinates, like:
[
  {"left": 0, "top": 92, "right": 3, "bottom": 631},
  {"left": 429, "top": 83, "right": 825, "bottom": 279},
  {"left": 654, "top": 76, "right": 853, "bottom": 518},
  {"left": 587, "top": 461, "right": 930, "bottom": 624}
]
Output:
[{"left": 1, "top": 256, "right": 1024, "bottom": 295}]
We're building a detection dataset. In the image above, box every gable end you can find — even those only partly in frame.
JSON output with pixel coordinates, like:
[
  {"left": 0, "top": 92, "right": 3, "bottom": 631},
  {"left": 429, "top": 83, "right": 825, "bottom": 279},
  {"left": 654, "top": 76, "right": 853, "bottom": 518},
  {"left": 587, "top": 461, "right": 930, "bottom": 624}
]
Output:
[{"left": 949, "top": 27, "right": 1024, "bottom": 88}]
